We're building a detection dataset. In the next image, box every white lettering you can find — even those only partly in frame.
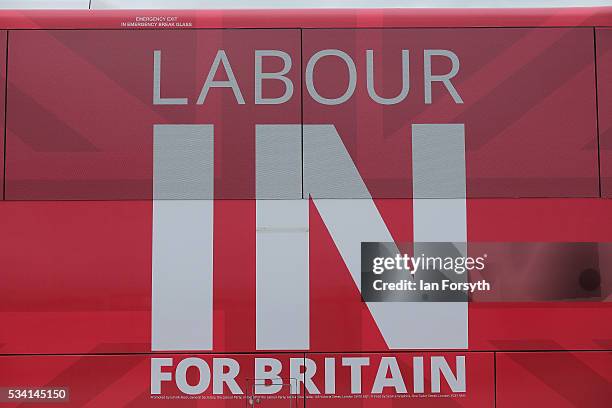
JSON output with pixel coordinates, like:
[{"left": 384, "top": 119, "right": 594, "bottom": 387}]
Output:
[
  {"left": 306, "top": 49, "right": 357, "bottom": 105},
  {"left": 197, "top": 50, "right": 245, "bottom": 105},
  {"left": 424, "top": 49, "right": 463, "bottom": 104},
  {"left": 255, "top": 50, "right": 294, "bottom": 105}
]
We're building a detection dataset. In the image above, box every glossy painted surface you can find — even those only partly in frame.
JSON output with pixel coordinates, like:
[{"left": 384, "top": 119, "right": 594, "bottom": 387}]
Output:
[
  {"left": 0, "top": 8, "right": 611, "bottom": 407},
  {"left": 4, "top": 28, "right": 601, "bottom": 199}
]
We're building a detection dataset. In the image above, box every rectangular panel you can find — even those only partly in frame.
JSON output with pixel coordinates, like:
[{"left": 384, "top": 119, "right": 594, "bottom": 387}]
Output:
[
  {"left": 152, "top": 200, "right": 213, "bottom": 351},
  {"left": 497, "top": 352, "right": 612, "bottom": 408},
  {"left": 153, "top": 124, "right": 214, "bottom": 199},
  {"left": 305, "top": 352, "right": 493, "bottom": 408},
  {"left": 6, "top": 29, "right": 300, "bottom": 200},
  {"left": 302, "top": 28, "right": 598, "bottom": 198},
  {"left": 2, "top": 199, "right": 612, "bottom": 355},
  {"left": 0, "top": 352, "right": 494, "bottom": 407},
  {"left": 412, "top": 124, "right": 465, "bottom": 199},
  {"left": 468, "top": 198, "right": 612, "bottom": 351},
  {"left": 598, "top": 29, "right": 612, "bottom": 198},
  {"left": 0, "top": 201, "right": 153, "bottom": 355},
  {"left": 412, "top": 124, "right": 466, "bottom": 243},
  {"left": 256, "top": 200, "right": 309, "bottom": 350},
  {"left": 0, "top": 353, "right": 304, "bottom": 407},
  {"left": 7, "top": 28, "right": 599, "bottom": 200},
  {"left": 412, "top": 123, "right": 467, "bottom": 347},
  {"left": 255, "top": 124, "right": 302, "bottom": 199}
]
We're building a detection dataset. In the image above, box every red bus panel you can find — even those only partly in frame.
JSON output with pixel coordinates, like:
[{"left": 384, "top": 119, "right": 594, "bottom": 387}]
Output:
[
  {"left": 5, "top": 27, "right": 600, "bottom": 200},
  {"left": 2, "top": 198, "right": 612, "bottom": 355},
  {"left": 496, "top": 352, "right": 612, "bottom": 408},
  {"left": 302, "top": 28, "right": 598, "bottom": 198},
  {"left": 6, "top": 29, "right": 301, "bottom": 200},
  {"left": 0, "top": 8, "right": 611, "bottom": 408}
]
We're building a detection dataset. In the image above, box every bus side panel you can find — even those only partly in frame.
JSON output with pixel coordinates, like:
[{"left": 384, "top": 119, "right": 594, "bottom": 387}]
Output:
[
  {"left": 4, "top": 29, "right": 301, "bottom": 200},
  {"left": 496, "top": 351, "right": 612, "bottom": 408},
  {"left": 467, "top": 198, "right": 612, "bottom": 351},
  {"left": 0, "top": 200, "right": 153, "bottom": 355},
  {"left": 302, "top": 28, "right": 599, "bottom": 199},
  {"left": 598, "top": 28, "right": 612, "bottom": 198},
  {"left": 4, "top": 28, "right": 599, "bottom": 200},
  {"left": 1, "top": 199, "right": 612, "bottom": 355},
  {"left": 0, "top": 352, "right": 491, "bottom": 407}
]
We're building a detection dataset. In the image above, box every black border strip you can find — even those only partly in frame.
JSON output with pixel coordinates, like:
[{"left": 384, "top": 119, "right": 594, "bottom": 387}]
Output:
[
  {"left": 594, "top": 28, "right": 603, "bottom": 198},
  {"left": 2, "top": 30, "right": 8, "bottom": 200}
]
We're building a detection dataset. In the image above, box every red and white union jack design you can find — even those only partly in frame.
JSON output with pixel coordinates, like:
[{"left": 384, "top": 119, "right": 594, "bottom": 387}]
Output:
[{"left": 0, "top": 8, "right": 611, "bottom": 408}]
